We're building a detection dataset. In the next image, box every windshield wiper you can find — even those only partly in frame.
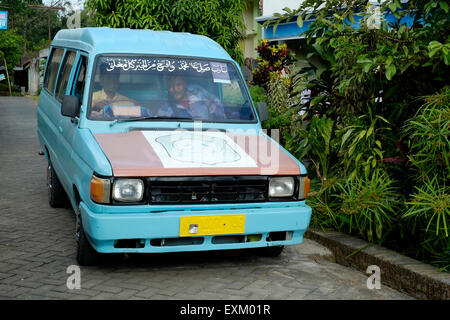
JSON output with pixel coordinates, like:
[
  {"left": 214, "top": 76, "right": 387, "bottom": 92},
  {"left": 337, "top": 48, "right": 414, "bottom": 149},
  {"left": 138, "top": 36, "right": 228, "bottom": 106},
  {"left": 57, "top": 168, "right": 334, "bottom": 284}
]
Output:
[{"left": 109, "top": 116, "right": 193, "bottom": 127}]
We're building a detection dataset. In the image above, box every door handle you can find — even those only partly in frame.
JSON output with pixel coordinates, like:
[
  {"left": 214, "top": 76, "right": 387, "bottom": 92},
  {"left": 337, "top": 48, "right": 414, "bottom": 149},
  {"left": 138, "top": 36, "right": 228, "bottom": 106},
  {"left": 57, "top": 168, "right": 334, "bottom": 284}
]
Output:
[{"left": 58, "top": 126, "right": 63, "bottom": 133}]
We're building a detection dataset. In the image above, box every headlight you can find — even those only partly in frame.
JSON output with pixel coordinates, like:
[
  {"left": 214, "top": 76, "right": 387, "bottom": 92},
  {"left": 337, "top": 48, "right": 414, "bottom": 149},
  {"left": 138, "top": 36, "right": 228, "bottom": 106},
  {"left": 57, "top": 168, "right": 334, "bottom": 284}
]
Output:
[
  {"left": 112, "top": 179, "right": 144, "bottom": 202},
  {"left": 269, "top": 177, "right": 295, "bottom": 197}
]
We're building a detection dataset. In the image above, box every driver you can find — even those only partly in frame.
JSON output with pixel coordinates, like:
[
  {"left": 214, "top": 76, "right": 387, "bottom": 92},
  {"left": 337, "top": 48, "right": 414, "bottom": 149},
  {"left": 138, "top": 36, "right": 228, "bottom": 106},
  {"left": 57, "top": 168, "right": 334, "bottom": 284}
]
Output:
[
  {"left": 90, "top": 63, "right": 138, "bottom": 119},
  {"left": 157, "top": 74, "right": 226, "bottom": 120}
]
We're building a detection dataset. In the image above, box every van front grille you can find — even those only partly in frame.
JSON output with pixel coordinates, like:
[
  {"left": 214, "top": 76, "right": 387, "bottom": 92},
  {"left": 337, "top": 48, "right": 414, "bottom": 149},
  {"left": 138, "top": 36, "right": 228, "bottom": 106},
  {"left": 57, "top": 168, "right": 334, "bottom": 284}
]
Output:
[{"left": 147, "top": 176, "right": 268, "bottom": 204}]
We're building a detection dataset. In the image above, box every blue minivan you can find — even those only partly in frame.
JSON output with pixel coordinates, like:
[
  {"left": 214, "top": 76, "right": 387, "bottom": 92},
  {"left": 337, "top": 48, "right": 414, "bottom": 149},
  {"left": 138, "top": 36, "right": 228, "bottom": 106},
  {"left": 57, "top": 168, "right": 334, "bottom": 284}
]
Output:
[{"left": 37, "top": 27, "right": 311, "bottom": 265}]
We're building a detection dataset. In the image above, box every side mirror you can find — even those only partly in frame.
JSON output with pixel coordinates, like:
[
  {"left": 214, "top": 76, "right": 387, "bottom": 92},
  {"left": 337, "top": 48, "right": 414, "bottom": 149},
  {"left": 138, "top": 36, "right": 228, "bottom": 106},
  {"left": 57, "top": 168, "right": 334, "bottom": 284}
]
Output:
[
  {"left": 61, "top": 95, "right": 80, "bottom": 118},
  {"left": 256, "top": 102, "right": 268, "bottom": 122}
]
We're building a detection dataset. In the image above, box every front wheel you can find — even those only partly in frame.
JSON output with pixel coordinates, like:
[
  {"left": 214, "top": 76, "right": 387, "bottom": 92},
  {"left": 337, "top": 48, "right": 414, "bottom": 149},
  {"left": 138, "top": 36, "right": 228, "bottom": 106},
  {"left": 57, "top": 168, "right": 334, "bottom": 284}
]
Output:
[
  {"left": 47, "top": 162, "right": 68, "bottom": 208},
  {"left": 259, "top": 245, "right": 284, "bottom": 257},
  {"left": 76, "top": 206, "right": 99, "bottom": 266}
]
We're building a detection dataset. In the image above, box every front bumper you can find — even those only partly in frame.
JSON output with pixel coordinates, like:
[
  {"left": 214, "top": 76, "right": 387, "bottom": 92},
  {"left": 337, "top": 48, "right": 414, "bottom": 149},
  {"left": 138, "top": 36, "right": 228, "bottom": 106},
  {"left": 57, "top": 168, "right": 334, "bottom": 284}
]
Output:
[{"left": 80, "top": 201, "right": 312, "bottom": 253}]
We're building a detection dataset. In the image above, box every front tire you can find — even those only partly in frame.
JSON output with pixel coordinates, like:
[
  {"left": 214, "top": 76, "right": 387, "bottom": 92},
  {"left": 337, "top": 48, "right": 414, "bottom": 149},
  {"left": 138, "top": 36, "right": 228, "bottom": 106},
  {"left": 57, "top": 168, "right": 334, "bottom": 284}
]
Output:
[
  {"left": 47, "top": 163, "right": 68, "bottom": 208},
  {"left": 259, "top": 245, "right": 284, "bottom": 257},
  {"left": 76, "top": 206, "right": 99, "bottom": 266}
]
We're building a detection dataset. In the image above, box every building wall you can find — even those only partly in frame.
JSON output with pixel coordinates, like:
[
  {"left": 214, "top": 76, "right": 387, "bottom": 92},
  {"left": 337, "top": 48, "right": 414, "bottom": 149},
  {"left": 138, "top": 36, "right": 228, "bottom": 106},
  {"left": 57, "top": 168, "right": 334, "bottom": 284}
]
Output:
[
  {"left": 28, "top": 59, "right": 40, "bottom": 95},
  {"left": 257, "top": 1, "right": 322, "bottom": 72},
  {"left": 241, "top": 0, "right": 262, "bottom": 60},
  {"left": 240, "top": 0, "right": 323, "bottom": 82},
  {"left": 260, "top": 0, "right": 304, "bottom": 17}
]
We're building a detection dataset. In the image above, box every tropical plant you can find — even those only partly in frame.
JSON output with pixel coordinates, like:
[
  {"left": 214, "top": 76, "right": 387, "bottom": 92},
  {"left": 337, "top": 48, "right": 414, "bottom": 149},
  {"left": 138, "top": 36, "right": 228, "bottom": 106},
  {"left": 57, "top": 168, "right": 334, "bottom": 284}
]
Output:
[
  {"left": 271, "top": 0, "right": 449, "bottom": 126},
  {"left": 262, "top": 72, "right": 299, "bottom": 144},
  {"left": 261, "top": 0, "right": 450, "bottom": 269},
  {"left": 404, "top": 177, "right": 449, "bottom": 238},
  {"left": 335, "top": 169, "right": 399, "bottom": 243},
  {"left": 400, "top": 88, "right": 450, "bottom": 270},
  {"left": 338, "top": 105, "right": 393, "bottom": 179},
  {"left": 85, "top": 0, "right": 248, "bottom": 64},
  {"left": 306, "top": 176, "right": 342, "bottom": 231},
  {"left": 403, "top": 88, "right": 450, "bottom": 182},
  {"left": 290, "top": 115, "right": 337, "bottom": 182},
  {"left": 403, "top": 176, "right": 450, "bottom": 271},
  {"left": 252, "top": 39, "right": 295, "bottom": 89},
  {"left": 248, "top": 85, "right": 267, "bottom": 105}
]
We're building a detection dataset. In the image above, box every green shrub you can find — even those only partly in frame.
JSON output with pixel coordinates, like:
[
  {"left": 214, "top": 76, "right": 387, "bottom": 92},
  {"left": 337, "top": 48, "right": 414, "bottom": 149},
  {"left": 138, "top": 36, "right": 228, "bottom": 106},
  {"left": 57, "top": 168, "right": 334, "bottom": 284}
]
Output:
[
  {"left": 403, "top": 88, "right": 450, "bottom": 183},
  {"left": 290, "top": 115, "right": 337, "bottom": 182},
  {"left": 262, "top": 72, "right": 299, "bottom": 144},
  {"left": 248, "top": 85, "right": 267, "bottom": 105},
  {"left": 252, "top": 39, "right": 295, "bottom": 89},
  {"left": 403, "top": 176, "right": 450, "bottom": 271},
  {"left": 306, "top": 176, "right": 342, "bottom": 231},
  {"left": 264, "top": 0, "right": 450, "bottom": 270},
  {"left": 335, "top": 169, "right": 399, "bottom": 244},
  {"left": 400, "top": 88, "right": 449, "bottom": 270},
  {"left": 338, "top": 105, "right": 393, "bottom": 179}
]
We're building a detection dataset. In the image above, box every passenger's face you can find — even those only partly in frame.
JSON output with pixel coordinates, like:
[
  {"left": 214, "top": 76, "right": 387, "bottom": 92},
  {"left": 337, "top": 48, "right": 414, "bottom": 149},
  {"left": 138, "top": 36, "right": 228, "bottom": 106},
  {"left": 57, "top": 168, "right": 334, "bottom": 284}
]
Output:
[{"left": 169, "top": 76, "right": 186, "bottom": 101}]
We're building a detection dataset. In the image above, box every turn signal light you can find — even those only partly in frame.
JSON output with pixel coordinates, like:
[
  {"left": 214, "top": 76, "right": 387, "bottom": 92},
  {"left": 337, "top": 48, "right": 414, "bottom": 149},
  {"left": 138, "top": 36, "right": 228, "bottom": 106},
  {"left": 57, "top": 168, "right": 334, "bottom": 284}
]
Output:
[
  {"left": 304, "top": 176, "right": 310, "bottom": 198},
  {"left": 90, "top": 176, "right": 111, "bottom": 204},
  {"left": 298, "top": 176, "right": 310, "bottom": 200}
]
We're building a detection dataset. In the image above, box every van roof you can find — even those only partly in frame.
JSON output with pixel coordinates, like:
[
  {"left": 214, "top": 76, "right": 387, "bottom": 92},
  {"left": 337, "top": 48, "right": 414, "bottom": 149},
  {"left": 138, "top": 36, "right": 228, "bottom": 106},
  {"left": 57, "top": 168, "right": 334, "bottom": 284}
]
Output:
[{"left": 52, "top": 27, "right": 233, "bottom": 61}]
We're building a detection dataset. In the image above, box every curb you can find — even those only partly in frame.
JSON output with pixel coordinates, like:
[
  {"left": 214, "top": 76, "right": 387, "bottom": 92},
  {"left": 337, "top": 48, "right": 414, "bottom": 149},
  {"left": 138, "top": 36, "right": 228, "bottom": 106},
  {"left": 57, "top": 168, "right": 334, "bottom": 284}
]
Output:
[{"left": 304, "top": 229, "right": 450, "bottom": 300}]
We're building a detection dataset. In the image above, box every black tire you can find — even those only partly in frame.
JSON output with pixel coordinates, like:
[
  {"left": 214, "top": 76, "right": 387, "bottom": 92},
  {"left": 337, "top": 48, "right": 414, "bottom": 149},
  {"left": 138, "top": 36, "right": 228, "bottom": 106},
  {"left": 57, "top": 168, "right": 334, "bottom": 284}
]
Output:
[
  {"left": 259, "top": 245, "right": 284, "bottom": 257},
  {"left": 47, "top": 162, "right": 68, "bottom": 208},
  {"left": 76, "top": 206, "right": 99, "bottom": 266}
]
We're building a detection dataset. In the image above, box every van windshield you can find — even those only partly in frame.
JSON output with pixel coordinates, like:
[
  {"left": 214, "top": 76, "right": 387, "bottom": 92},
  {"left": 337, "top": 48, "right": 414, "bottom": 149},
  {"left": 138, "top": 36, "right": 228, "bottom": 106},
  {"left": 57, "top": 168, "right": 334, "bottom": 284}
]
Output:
[{"left": 88, "top": 56, "right": 256, "bottom": 123}]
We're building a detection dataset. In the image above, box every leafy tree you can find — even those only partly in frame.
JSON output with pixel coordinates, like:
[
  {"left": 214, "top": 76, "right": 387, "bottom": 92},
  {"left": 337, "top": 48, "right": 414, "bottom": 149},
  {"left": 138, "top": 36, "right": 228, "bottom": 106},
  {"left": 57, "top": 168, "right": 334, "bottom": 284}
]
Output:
[
  {"left": 0, "top": 28, "right": 24, "bottom": 71},
  {"left": 85, "top": 0, "right": 248, "bottom": 64},
  {"left": 60, "top": 2, "right": 97, "bottom": 29},
  {"left": 270, "top": 0, "right": 449, "bottom": 124},
  {"left": 0, "top": 0, "right": 64, "bottom": 55}
]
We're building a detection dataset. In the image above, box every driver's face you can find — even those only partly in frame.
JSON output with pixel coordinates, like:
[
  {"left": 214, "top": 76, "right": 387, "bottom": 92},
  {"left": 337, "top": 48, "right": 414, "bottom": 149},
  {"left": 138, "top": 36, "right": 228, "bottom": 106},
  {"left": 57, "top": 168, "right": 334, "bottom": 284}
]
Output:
[
  {"left": 100, "top": 73, "right": 119, "bottom": 95},
  {"left": 169, "top": 76, "right": 186, "bottom": 101}
]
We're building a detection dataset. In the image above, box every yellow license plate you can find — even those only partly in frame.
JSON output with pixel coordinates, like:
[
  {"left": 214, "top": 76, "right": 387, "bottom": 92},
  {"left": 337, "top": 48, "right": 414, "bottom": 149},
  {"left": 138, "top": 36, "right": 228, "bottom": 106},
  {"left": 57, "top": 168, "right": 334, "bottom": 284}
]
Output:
[{"left": 179, "top": 214, "right": 245, "bottom": 237}]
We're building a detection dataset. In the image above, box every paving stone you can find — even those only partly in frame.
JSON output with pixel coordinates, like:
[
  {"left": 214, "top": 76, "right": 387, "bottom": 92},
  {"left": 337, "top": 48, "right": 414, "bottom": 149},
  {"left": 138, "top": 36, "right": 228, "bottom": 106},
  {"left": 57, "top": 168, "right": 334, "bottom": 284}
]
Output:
[
  {"left": 134, "top": 287, "right": 161, "bottom": 299},
  {"left": 221, "top": 288, "right": 251, "bottom": 297},
  {"left": 111, "top": 289, "right": 139, "bottom": 300},
  {"left": 66, "top": 294, "right": 92, "bottom": 300},
  {"left": 16, "top": 293, "right": 52, "bottom": 300},
  {"left": 89, "top": 292, "right": 116, "bottom": 300}
]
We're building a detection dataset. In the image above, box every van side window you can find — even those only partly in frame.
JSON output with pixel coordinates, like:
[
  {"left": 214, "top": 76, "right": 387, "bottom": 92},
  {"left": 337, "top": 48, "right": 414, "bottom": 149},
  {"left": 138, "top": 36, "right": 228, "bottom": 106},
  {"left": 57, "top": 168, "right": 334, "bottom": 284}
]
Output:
[
  {"left": 43, "top": 48, "right": 64, "bottom": 94},
  {"left": 55, "top": 51, "right": 77, "bottom": 101},
  {"left": 71, "top": 56, "right": 87, "bottom": 102}
]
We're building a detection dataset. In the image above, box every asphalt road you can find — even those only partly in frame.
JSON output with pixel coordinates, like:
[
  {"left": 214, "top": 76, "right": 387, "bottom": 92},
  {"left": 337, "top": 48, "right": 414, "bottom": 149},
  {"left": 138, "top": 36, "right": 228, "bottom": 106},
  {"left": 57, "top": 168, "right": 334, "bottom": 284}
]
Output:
[{"left": 0, "top": 96, "right": 412, "bottom": 300}]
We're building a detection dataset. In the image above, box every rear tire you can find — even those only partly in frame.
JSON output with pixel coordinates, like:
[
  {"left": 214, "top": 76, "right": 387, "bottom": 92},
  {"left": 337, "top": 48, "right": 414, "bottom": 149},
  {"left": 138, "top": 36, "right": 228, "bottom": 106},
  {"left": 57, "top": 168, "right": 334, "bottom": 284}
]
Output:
[
  {"left": 47, "top": 163, "right": 68, "bottom": 208},
  {"left": 76, "top": 206, "right": 99, "bottom": 266}
]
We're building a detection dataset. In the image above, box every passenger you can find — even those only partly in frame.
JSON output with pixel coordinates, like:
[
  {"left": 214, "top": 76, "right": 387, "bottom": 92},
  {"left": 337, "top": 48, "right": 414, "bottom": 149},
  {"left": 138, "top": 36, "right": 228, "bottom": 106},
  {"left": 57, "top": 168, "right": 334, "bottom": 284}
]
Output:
[
  {"left": 90, "top": 63, "right": 138, "bottom": 119},
  {"left": 158, "top": 74, "right": 226, "bottom": 120}
]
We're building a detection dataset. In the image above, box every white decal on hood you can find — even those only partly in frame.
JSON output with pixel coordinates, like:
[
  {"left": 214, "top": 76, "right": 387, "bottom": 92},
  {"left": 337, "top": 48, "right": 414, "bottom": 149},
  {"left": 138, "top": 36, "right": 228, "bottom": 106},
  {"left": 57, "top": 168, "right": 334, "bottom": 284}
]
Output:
[{"left": 142, "top": 131, "right": 257, "bottom": 168}]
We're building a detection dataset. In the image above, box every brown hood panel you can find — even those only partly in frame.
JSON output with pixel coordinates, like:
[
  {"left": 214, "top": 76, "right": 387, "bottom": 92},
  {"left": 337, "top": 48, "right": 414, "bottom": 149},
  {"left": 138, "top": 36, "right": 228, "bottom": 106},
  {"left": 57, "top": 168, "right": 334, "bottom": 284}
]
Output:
[{"left": 94, "top": 131, "right": 300, "bottom": 177}]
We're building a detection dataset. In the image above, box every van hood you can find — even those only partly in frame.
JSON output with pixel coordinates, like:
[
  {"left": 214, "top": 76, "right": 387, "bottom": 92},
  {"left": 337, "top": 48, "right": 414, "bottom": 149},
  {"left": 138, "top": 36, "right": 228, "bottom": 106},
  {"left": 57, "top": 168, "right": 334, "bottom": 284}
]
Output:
[{"left": 94, "top": 130, "right": 300, "bottom": 177}]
